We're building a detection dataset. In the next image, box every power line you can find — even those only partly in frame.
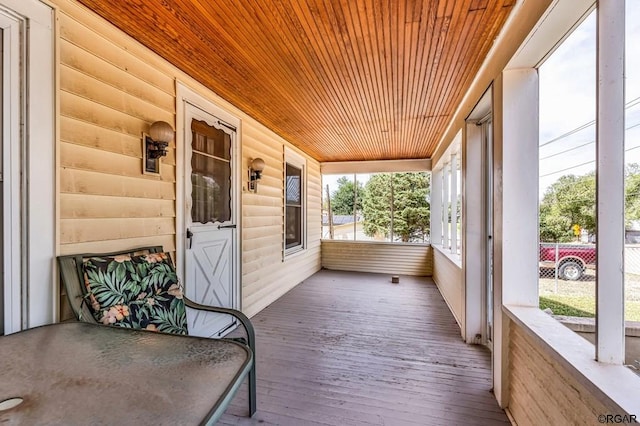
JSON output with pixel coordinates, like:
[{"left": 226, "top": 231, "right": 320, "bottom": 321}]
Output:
[
  {"left": 540, "top": 140, "right": 594, "bottom": 160},
  {"left": 540, "top": 120, "right": 640, "bottom": 160},
  {"left": 539, "top": 95, "right": 640, "bottom": 148},
  {"left": 540, "top": 121, "right": 595, "bottom": 148},
  {"left": 540, "top": 159, "right": 595, "bottom": 178},
  {"left": 540, "top": 122, "right": 640, "bottom": 177}
]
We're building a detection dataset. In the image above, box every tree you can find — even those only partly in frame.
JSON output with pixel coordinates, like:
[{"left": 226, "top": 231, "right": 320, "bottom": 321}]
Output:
[
  {"left": 539, "top": 164, "right": 640, "bottom": 242},
  {"left": 330, "top": 176, "right": 363, "bottom": 215},
  {"left": 362, "top": 172, "right": 430, "bottom": 242},
  {"left": 539, "top": 173, "right": 595, "bottom": 242},
  {"left": 626, "top": 163, "right": 640, "bottom": 226}
]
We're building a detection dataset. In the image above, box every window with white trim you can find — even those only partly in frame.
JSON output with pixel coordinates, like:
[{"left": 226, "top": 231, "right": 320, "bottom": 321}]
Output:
[
  {"left": 431, "top": 135, "right": 462, "bottom": 260},
  {"left": 284, "top": 148, "right": 306, "bottom": 255},
  {"left": 507, "top": 0, "right": 637, "bottom": 368},
  {"left": 321, "top": 172, "right": 430, "bottom": 242}
]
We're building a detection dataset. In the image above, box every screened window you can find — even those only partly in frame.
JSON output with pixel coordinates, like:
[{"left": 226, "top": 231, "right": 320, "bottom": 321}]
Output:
[
  {"left": 431, "top": 140, "right": 461, "bottom": 258},
  {"left": 285, "top": 149, "right": 306, "bottom": 255},
  {"left": 321, "top": 172, "right": 430, "bottom": 243},
  {"left": 537, "top": 10, "right": 597, "bottom": 326},
  {"left": 285, "top": 163, "right": 303, "bottom": 249}
]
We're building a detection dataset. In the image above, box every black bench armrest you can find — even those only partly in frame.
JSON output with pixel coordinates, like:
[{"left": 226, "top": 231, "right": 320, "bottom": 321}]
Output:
[{"left": 183, "top": 296, "right": 257, "bottom": 416}]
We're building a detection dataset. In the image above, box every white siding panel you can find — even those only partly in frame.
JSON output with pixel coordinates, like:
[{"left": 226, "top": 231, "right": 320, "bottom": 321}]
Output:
[
  {"left": 321, "top": 241, "right": 432, "bottom": 276},
  {"left": 57, "top": 5, "right": 177, "bottom": 264},
  {"left": 241, "top": 121, "right": 322, "bottom": 317},
  {"left": 509, "top": 323, "right": 616, "bottom": 426},
  {"left": 432, "top": 248, "right": 463, "bottom": 328}
]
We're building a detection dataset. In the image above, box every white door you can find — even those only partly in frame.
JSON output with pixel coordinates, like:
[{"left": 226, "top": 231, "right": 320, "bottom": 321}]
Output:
[
  {"left": 483, "top": 118, "right": 494, "bottom": 348},
  {"left": 184, "top": 103, "right": 238, "bottom": 337}
]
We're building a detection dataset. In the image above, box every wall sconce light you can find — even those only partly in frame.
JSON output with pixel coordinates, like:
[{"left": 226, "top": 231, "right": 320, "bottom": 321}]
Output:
[
  {"left": 143, "top": 121, "right": 174, "bottom": 174},
  {"left": 248, "top": 158, "right": 265, "bottom": 192}
]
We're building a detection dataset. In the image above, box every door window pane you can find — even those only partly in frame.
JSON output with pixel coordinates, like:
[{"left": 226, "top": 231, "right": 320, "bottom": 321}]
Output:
[
  {"left": 191, "top": 120, "right": 231, "bottom": 224},
  {"left": 191, "top": 119, "right": 231, "bottom": 160}
]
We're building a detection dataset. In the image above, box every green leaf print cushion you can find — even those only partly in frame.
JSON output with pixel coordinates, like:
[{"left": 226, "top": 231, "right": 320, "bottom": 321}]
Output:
[{"left": 82, "top": 252, "right": 188, "bottom": 335}]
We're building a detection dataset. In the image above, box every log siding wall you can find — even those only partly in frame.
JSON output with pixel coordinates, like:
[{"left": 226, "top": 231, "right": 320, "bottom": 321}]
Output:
[
  {"left": 58, "top": 16, "right": 177, "bottom": 254},
  {"left": 242, "top": 130, "right": 322, "bottom": 317},
  {"left": 321, "top": 241, "right": 432, "bottom": 276},
  {"left": 54, "top": 0, "right": 320, "bottom": 319}
]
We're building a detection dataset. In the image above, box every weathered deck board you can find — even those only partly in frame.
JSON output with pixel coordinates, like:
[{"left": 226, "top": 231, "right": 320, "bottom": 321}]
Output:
[{"left": 220, "top": 270, "right": 509, "bottom": 425}]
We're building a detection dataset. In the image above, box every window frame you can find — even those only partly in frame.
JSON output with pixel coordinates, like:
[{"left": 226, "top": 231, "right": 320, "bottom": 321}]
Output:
[
  {"left": 492, "top": 0, "right": 638, "bottom": 409},
  {"left": 321, "top": 171, "right": 431, "bottom": 243},
  {"left": 284, "top": 148, "right": 307, "bottom": 257},
  {"left": 431, "top": 133, "right": 462, "bottom": 263}
]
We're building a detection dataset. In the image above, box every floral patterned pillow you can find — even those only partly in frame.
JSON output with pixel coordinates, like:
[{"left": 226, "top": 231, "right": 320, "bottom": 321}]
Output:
[{"left": 82, "top": 252, "right": 188, "bottom": 335}]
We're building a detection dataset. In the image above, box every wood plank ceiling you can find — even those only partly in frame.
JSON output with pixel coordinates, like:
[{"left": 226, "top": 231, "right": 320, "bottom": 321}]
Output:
[{"left": 77, "top": 0, "right": 514, "bottom": 162}]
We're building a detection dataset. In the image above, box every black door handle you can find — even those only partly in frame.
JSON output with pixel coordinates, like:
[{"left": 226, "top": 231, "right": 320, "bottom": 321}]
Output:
[
  {"left": 218, "top": 224, "right": 237, "bottom": 229},
  {"left": 186, "top": 228, "right": 193, "bottom": 249}
]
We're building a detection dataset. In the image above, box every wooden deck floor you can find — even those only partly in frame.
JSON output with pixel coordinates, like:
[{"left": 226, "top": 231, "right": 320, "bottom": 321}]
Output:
[{"left": 220, "top": 270, "right": 509, "bottom": 425}]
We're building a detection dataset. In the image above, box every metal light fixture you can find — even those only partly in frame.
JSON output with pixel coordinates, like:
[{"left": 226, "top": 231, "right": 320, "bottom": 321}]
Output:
[
  {"left": 143, "top": 121, "right": 174, "bottom": 174},
  {"left": 248, "top": 158, "right": 265, "bottom": 192}
]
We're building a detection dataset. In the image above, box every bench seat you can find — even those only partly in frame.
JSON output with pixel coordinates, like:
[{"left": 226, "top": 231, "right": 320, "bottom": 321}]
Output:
[{"left": 57, "top": 246, "right": 256, "bottom": 420}]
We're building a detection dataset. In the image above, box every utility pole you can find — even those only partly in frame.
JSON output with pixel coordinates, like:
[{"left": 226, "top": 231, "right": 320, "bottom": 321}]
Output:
[{"left": 326, "top": 184, "right": 334, "bottom": 239}]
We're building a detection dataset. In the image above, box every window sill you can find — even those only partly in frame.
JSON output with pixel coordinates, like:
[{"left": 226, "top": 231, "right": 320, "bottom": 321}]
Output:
[
  {"left": 431, "top": 244, "right": 462, "bottom": 268},
  {"left": 283, "top": 247, "right": 306, "bottom": 261},
  {"left": 320, "top": 239, "right": 431, "bottom": 247},
  {"left": 503, "top": 304, "right": 640, "bottom": 415}
]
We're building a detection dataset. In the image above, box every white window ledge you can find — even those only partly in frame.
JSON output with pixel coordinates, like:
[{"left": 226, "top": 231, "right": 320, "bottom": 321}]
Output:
[
  {"left": 321, "top": 239, "right": 430, "bottom": 247},
  {"left": 431, "top": 244, "right": 462, "bottom": 268},
  {"left": 283, "top": 247, "right": 306, "bottom": 262},
  {"left": 504, "top": 305, "right": 640, "bottom": 415}
]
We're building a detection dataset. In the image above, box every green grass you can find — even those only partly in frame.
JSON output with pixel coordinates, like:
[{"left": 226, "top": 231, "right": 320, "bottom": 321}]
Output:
[
  {"left": 539, "top": 296, "right": 594, "bottom": 317},
  {"left": 540, "top": 295, "right": 640, "bottom": 321}
]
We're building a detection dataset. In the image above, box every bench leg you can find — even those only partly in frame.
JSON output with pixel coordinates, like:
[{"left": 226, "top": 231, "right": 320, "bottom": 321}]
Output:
[{"left": 248, "top": 363, "right": 257, "bottom": 416}]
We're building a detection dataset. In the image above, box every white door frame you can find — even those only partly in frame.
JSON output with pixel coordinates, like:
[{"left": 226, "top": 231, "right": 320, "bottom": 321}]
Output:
[
  {"left": 463, "top": 88, "right": 493, "bottom": 346},
  {"left": 176, "top": 82, "right": 242, "bottom": 310},
  {"left": 0, "top": 0, "right": 55, "bottom": 333}
]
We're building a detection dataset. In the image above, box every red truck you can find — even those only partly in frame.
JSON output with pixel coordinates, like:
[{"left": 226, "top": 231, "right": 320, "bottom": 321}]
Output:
[{"left": 539, "top": 243, "right": 596, "bottom": 281}]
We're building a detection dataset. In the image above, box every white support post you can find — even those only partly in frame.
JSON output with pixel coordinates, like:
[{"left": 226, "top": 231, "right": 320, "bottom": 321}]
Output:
[
  {"left": 596, "top": 0, "right": 625, "bottom": 364},
  {"left": 431, "top": 168, "right": 443, "bottom": 245},
  {"left": 501, "top": 69, "right": 539, "bottom": 307},
  {"left": 491, "top": 69, "right": 539, "bottom": 408},
  {"left": 450, "top": 154, "right": 459, "bottom": 255},
  {"left": 442, "top": 163, "right": 450, "bottom": 249}
]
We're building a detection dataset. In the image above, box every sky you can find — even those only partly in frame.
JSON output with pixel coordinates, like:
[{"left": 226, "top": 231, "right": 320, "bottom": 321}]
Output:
[{"left": 539, "top": 3, "right": 640, "bottom": 196}]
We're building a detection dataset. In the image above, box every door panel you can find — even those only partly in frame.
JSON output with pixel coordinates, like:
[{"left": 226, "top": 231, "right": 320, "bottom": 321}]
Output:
[
  {"left": 186, "top": 229, "right": 234, "bottom": 336},
  {"left": 184, "top": 103, "right": 237, "bottom": 338}
]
